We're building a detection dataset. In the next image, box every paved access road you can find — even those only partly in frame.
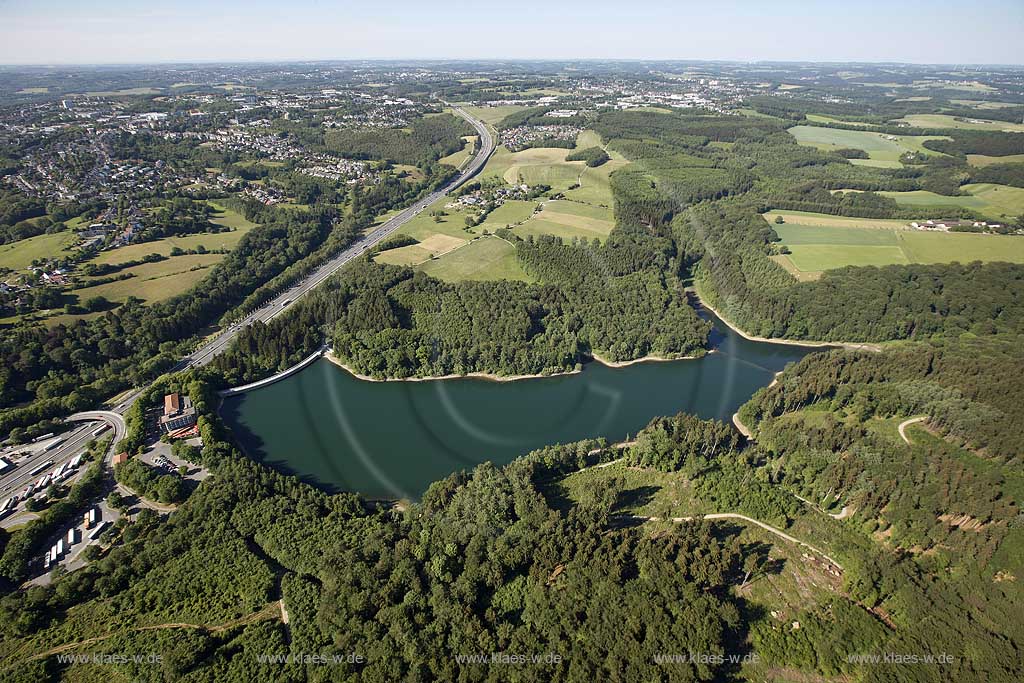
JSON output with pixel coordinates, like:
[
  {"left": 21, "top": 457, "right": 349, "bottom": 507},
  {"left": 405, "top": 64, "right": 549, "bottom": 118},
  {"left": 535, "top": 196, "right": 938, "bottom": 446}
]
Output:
[{"left": 183, "top": 105, "right": 494, "bottom": 369}]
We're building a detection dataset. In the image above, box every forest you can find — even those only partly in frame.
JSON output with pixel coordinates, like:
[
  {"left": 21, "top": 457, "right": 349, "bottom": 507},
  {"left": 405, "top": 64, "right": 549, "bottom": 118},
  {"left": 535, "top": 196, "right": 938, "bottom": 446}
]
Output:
[
  {"left": 1, "top": 338, "right": 1021, "bottom": 681},
  {"left": 2, "top": 83, "right": 1024, "bottom": 681},
  {"left": 324, "top": 113, "right": 471, "bottom": 165}
]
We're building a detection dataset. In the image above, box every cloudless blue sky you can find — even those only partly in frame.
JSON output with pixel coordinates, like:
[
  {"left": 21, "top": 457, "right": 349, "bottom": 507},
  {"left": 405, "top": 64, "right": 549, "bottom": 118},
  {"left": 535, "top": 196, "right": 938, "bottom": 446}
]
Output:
[{"left": 0, "top": 0, "right": 1021, "bottom": 65}]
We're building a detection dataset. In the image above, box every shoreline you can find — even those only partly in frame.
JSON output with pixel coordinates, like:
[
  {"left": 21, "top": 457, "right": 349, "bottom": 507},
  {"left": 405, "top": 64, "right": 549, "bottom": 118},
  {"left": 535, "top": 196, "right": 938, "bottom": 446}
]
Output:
[
  {"left": 689, "top": 285, "right": 883, "bottom": 353},
  {"left": 323, "top": 348, "right": 703, "bottom": 384}
]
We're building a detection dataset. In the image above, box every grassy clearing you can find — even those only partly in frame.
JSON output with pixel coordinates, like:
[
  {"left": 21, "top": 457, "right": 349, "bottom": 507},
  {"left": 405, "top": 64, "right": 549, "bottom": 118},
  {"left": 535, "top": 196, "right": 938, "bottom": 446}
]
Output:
[
  {"left": 475, "top": 200, "right": 540, "bottom": 232},
  {"left": 805, "top": 114, "right": 870, "bottom": 127},
  {"left": 438, "top": 135, "right": 478, "bottom": 168},
  {"left": 575, "top": 130, "right": 604, "bottom": 148},
  {"left": 72, "top": 254, "right": 223, "bottom": 303},
  {"left": 766, "top": 212, "right": 1024, "bottom": 273},
  {"left": 951, "top": 99, "right": 1020, "bottom": 110},
  {"left": 766, "top": 210, "right": 909, "bottom": 230},
  {"left": 375, "top": 234, "right": 468, "bottom": 267},
  {"left": 769, "top": 254, "right": 821, "bottom": 281},
  {"left": 207, "top": 202, "right": 259, "bottom": 230},
  {"left": 897, "top": 231, "right": 1024, "bottom": 264},
  {"left": 514, "top": 200, "right": 615, "bottom": 242},
  {"left": 416, "top": 236, "right": 533, "bottom": 283},
  {"left": 788, "top": 125, "right": 951, "bottom": 166},
  {"left": 897, "top": 114, "right": 1024, "bottom": 133},
  {"left": 0, "top": 232, "right": 79, "bottom": 271},
  {"left": 395, "top": 197, "right": 476, "bottom": 242},
  {"left": 89, "top": 203, "right": 257, "bottom": 265},
  {"left": 484, "top": 146, "right": 583, "bottom": 189},
  {"left": 879, "top": 183, "right": 1024, "bottom": 218},
  {"left": 966, "top": 153, "right": 1024, "bottom": 167}
]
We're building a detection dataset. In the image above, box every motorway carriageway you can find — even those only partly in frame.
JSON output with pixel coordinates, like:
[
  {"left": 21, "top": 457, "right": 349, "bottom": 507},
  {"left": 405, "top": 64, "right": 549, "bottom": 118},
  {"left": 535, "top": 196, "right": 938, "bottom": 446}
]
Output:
[{"left": 1, "top": 106, "right": 494, "bottom": 508}]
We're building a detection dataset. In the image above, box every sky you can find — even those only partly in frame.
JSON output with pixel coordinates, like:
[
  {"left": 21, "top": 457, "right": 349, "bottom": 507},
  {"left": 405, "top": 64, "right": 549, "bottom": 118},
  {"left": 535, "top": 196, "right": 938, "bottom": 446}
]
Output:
[{"left": 0, "top": 0, "right": 1022, "bottom": 66}]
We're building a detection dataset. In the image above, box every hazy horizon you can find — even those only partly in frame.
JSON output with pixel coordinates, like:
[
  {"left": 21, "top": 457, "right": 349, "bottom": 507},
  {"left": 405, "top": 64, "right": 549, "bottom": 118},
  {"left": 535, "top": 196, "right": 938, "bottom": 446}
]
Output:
[{"left": 1, "top": 0, "right": 1022, "bottom": 66}]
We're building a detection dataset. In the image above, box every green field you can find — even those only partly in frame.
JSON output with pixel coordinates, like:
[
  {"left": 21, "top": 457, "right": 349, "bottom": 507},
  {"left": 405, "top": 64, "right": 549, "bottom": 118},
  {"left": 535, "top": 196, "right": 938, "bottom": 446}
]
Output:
[
  {"left": 438, "top": 136, "right": 477, "bottom": 168},
  {"left": 767, "top": 211, "right": 1024, "bottom": 276},
  {"left": 787, "top": 125, "right": 951, "bottom": 167},
  {"left": 951, "top": 99, "right": 1020, "bottom": 110},
  {"left": 804, "top": 114, "right": 870, "bottom": 127},
  {"left": 765, "top": 210, "right": 909, "bottom": 230},
  {"left": 0, "top": 231, "right": 79, "bottom": 271},
  {"left": 475, "top": 200, "right": 540, "bottom": 232},
  {"left": 879, "top": 183, "right": 1024, "bottom": 219},
  {"left": 89, "top": 203, "right": 257, "bottom": 265},
  {"left": 460, "top": 105, "right": 530, "bottom": 127},
  {"left": 72, "top": 254, "right": 223, "bottom": 304},
  {"left": 416, "top": 236, "right": 533, "bottom": 283},
  {"left": 375, "top": 233, "right": 468, "bottom": 267},
  {"left": 967, "top": 153, "right": 1024, "bottom": 167},
  {"left": 897, "top": 114, "right": 1024, "bottom": 133},
  {"left": 513, "top": 200, "right": 615, "bottom": 242},
  {"left": 483, "top": 146, "right": 584, "bottom": 188},
  {"left": 391, "top": 130, "right": 627, "bottom": 281}
]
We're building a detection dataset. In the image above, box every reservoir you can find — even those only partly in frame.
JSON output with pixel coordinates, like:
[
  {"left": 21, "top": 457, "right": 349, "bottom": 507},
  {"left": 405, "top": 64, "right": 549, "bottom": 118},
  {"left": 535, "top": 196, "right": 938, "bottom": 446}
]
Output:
[{"left": 221, "top": 310, "right": 816, "bottom": 500}]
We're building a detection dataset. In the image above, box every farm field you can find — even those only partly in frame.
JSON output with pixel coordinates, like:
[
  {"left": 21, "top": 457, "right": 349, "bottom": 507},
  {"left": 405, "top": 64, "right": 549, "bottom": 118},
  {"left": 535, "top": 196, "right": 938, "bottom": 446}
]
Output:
[
  {"left": 460, "top": 105, "right": 530, "bottom": 127},
  {"left": 765, "top": 210, "right": 909, "bottom": 230},
  {"left": 513, "top": 200, "right": 615, "bottom": 242},
  {"left": 416, "top": 235, "right": 533, "bottom": 283},
  {"left": 72, "top": 253, "right": 223, "bottom": 304},
  {"left": 390, "top": 131, "right": 626, "bottom": 282},
  {"left": 879, "top": 183, "right": 1024, "bottom": 219},
  {"left": 804, "top": 114, "right": 870, "bottom": 127},
  {"left": 897, "top": 114, "right": 1024, "bottom": 133},
  {"left": 375, "top": 233, "right": 467, "bottom": 267},
  {"left": 483, "top": 146, "right": 584, "bottom": 188},
  {"left": 951, "top": 99, "right": 1020, "bottom": 110},
  {"left": 766, "top": 212, "right": 1024, "bottom": 277},
  {"left": 787, "top": 125, "right": 950, "bottom": 167},
  {"left": 0, "top": 231, "right": 79, "bottom": 271},
  {"left": 967, "top": 153, "right": 1024, "bottom": 167}
]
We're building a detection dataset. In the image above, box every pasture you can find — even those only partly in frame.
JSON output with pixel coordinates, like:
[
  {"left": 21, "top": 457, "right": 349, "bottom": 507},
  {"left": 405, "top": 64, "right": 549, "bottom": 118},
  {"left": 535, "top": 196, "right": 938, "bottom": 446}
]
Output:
[
  {"left": 416, "top": 236, "right": 533, "bottom": 283},
  {"left": 483, "top": 146, "right": 584, "bottom": 189},
  {"left": 438, "top": 136, "right": 478, "bottom": 168},
  {"left": 879, "top": 183, "right": 1024, "bottom": 219},
  {"left": 90, "top": 203, "right": 257, "bottom": 265},
  {"left": 375, "top": 234, "right": 467, "bottom": 267},
  {"left": 390, "top": 130, "right": 629, "bottom": 282},
  {"left": 787, "top": 125, "right": 951, "bottom": 167},
  {"left": 0, "top": 231, "right": 79, "bottom": 271},
  {"left": 967, "top": 153, "right": 1024, "bottom": 167},
  {"left": 72, "top": 253, "right": 224, "bottom": 304},
  {"left": 461, "top": 105, "right": 530, "bottom": 127},
  {"left": 897, "top": 114, "right": 1024, "bottom": 133},
  {"left": 514, "top": 200, "right": 615, "bottom": 242},
  {"left": 765, "top": 211, "right": 1024, "bottom": 277}
]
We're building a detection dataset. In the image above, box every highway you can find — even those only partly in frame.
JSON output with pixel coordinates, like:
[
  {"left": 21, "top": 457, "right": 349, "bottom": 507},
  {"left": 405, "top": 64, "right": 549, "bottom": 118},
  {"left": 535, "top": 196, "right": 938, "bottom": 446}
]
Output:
[
  {"left": 184, "top": 105, "right": 494, "bottom": 369},
  {"left": 1, "top": 106, "right": 494, "bottom": 516}
]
